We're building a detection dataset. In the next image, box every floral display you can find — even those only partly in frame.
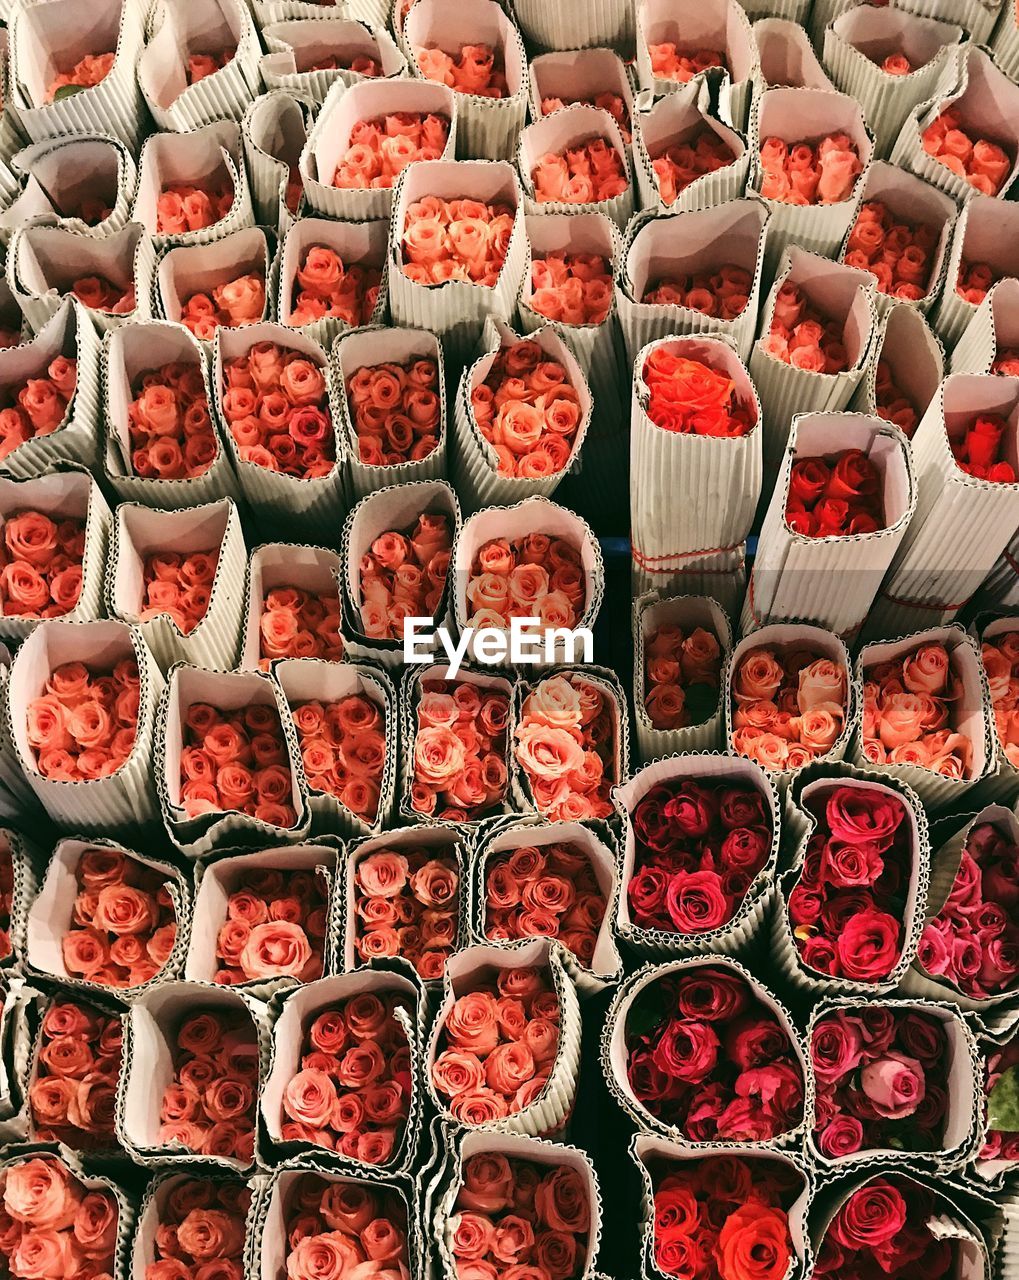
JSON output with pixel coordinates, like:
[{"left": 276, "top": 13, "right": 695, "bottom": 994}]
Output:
[
  {"left": 758, "top": 133, "right": 862, "bottom": 204},
  {"left": 641, "top": 349, "right": 756, "bottom": 437},
  {"left": 984, "top": 631, "right": 1019, "bottom": 769},
  {"left": 400, "top": 196, "right": 514, "bottom": 286},
  {"left": 787, "top": 784, "right": 912, "bottom": 982},
  {"left": 0, "top": 510, "right": 85, "bottom": 619},
  {"left": 913, "top": 818, "right": 1019, "bottom": 999},
  {"left": 181, "top": 272, "right": 266, "bottom": 339},
  {"left": 450, "top": 1152, "right": 591, "bottom": 1280},
  {"left": 761, "top": 283, "right": 849, "bottom": 373},
  {"left": 470, "top": 341, "right": 584, "bottom": 478},
  {"left": 465, "top": 533, "right": 585, "bottom": 632},
  {"left": 530, "top": 137, "right": 629, "bottom": 205},
  {"left": 0, "top": 357, "right": 76, "bottom": 461},
  {"left": 288, "top": 245, "right": 382, "bottom": 329},
  {"left": 981, "top": 1033, "right": 1019, "bottom": 1165},
  {"left": 843, "top": 200, "right": 938, "bottom": 300},
  {"left": 345, "top": 354, "right": 442, "bottom": 466},
  {"left": 0, "top": 1155, "right": 119, "bottom": 1280},
  {"left": 282, "top": 1174, "right": 410, "bottom": 1279},
  {"left": 145, "top": 1176, "right": 250, "bottom": 1280},
  {"left": 280, "top": 990, "right": 412, "bottom": 1162},
  {"left": 177, "top": 699, "right": 298, "bottom": 826},
  {"left": 157, "top": 183, "right": 234, "bottom": 235},
  {"left": 956, "top": 259, "right": 997, "bottom": 304},
  {"left": 213, "top": 864, "right": 328, "bottom": 985},
  {"left": 415, "top": 42, "right": 509, "bottom": 97},
  {"left": 651, "top": 127, "right": 738, "bottom": 206},
  {"left": 993, "top": 348, "right": 1019, "bottom": 376},
  {"left": 785, "top": 449, "right": 886, "bottom": 537},
  {"left": 528, "top": 252, "right": 614, "bottom": 325},
  {"left": 648, "top": 45, "right": 725, "bottom": 83},
  {"left": 26, "top": 658, "right": 139, "bottom": 781},
  {"left": 257, "top": 585, "right": 344, "bottom": 667},
  {"left": 353, "top": 843, "right": 459, "bottom": 979},
  {"left": 431, "top": 965, "right": 560, "bottom": 1124},
  {"left": 292, "top": 694, "right": 386, "bottom": 825},
  {"left": 127, "top": 359, "right": 217, "bottom": 481},
  {"left": 483, "top": 839, "right": 607, "bottom": 968},
  {"left": 139, "top": 547, "right": 218, "bottom": 633},
  {"left": 948, "top": 411, "right": 1016, "bottom": 483},
  {"left": 812, "top": 1006, "right": 950, "bottom": 1157},
  {"left": 357, "top": 514, "right": 451, "bottom": 639},
  {"left": 730, "top": 645, "right": 848, "bottom": 771},
  {"left": 921, "top": 109, "right": 1013, "bottom": 195},
  {"left": 71, "top": 276, "right": 135, "bottom": 315},
  {"left": 642, "top": 266, "right": 751, "bottom": 319},
  {"left": 626, "top": 778, "right": 772, "bottom": 936},
  {"left": 332, "top": 111, "right": 450, "bottom": 189},
  {"left": 861, "top": 641, "right": 973, "bottom": 776},
  {"left": 29, "top": 999, "right": 121, "bottom": 1148},
  {"left": 410, "top": 677, "right": 510, "bottom": 821},
  {"left": 541, "top": 90, "right": 630, "bottom": 141},
  {"left": 515, "top": 673, "right": 615, "bottom": 822},
  {"left": 875, "top": 360, "right": 921, "bottom": 437},
  {"left": 47, "top": 54, "right": 114, "bottom": 102},
  {"left": 643, "top": 621, "right": 723, "bottom": 731},
  {"left": 624, "top": 965, "right": 804, "bottom": 1140}
]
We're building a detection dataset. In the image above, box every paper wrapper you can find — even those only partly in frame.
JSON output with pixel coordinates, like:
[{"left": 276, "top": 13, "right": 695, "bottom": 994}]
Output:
[
  {"left": 242, "top": 90, "right": 310, "bottom": 239},
  {"left": 630, "top": 1134, "right": 812, "bottom": 1280},
  {"left": 0, "top": 977, "right": 40, "bottom": 1144},
  {"left": 0, "top": 827, "right": 39, "bottom": 973},
  {"left": 634, "top": 0, "right": 762, "bottom": 133},
  {"left": 746, "top": 412, "right": 917, "bottom": 638},
  {"left": 632, "top": 592, "right": 731, "bottom": 760},
  {"left": 155, "top": 224, "right": 271, "bottom": 340},
  {"left": 899, "top": 804, "right": 1019, "bottom": 1012},
  {"left": 837, "top": 161, "right": 958, "bottom": 319},
  {"left": 132, "top": 120, "right": 254, "bottom": 249},
  {"left": 991, "top": 0, "right": 1019, "bottom": 79},
  {"left": 405, "top": 0, "right": 527, "bottom": 162},
  {"left": 424, "top": 938, "right": 582, "bottom": 1138},
  {"left": 132, "top": 1168, "right": 259, "bottom": 1280},
  {"left": 824, "top": 7, "right": 963, "bottom": 158},
  {"left": 334, "top": 324, "right": 447, "bottom": 501},
  {"left": 339, "top": 478, "right": 460, "bottom": 669},
  {"left": 753, "top": 17, "right": 834, "bottom": 90},
  {"left": 260, "top": 963, "right": 426, "bottom": 1174},
  {"left": 451, "top": 496, "right": 604, "bottom": 668},
  {"left": 631, "top": 334, "right": 762, "bottom": 572},
  {"left": 0, "top": 661, "right": 43, "bottom": 825},
  {"left": 398, "top": 661, "right": 515, "bottom": 827},
  {"left": 102, "top": 318, "right": 234, "bottom": 509},
  {"left": 5, "top": 132, "right": 137, "bottom": 239},
  {"left": 616, "top": 198, "right": 769, "bottom": 365},
  {"left": 275, "top": 214, "right": 388, "bottom": 350},
  {"left": 452, "top": 319, "right": 594, "bottom": 512},
  {"left": 748, "top": 87, "right": 875, "bottom": 283},
  {"left": 968, "top": 618, "right": 1019, "bottom": 801},
  {"left": 0, "top": 466, "right": 110, "bottom": 642},
  {"left": 952, "top": 277, "right": 1019, "bottom": 377},
  {"left": 631, "top": 542, "right": 748, "bottom": 618},
  {"left": 138, "top": 0, "right": 262, "bottom": 133},
  {"left": 434, "top": 1129, "right": 603, "bottom": 1279},
  {"left": 470, "top": 814, "right": 622, "bottom": 996},
  {"left": 388, "top": 159, "right": 527, "bottom": 365},
  {"left": 6, "top": 618, "right": 163, "bottom": 832},
  {"left": 810, "top": 0, "right": 1003, "bottom": 45},
  {"left": 340, "top": 823, "right": 469, "bottom": 982},
  {"left": 612, "top": 752, "right": 778, "bottom": 961},
  {"left": 631, "top": 81, "right": 749, "bottom": 217},
  {"left": 8, "top": 219, "right": 154, "bottom": 335},
  {"left": 805, "top": 996, "right": 981, "bottom": 1171},
  {"left": 932, "top": 193, "right": 1019, "bottom": 351},
  {"left": 155, "top": 662, "right": 311, "bottom": 858},
  {"left": 117, "top": 979, "right": 268, "bottom": 1172},
  {"left": 301, "top": 77, "right": 457, "bottom": 224},
  {"left": 724, "top": 622, "right": 856, "bottom": 790},
  {"left": 971, "top": 1020, "right": 1019, "bottom": 1187},
  {"left": 527, "top": 48, "right": 633, "bottom": 145},
  {"left": 274, "top": 657, "right": 398, "bottom": 839},
  {"left": 106, "top": 497, "right": 246, "bottom": 671},
  {"left": 517, "top": 104, "right": 634, "bottom": 231},
  {"left": 979, "top": 531, "right": 1019, "bottom": 612},
  {"left": 515, "top": 0, "right": 633, "bottom": 51},
  {"left": 869, "top": 377, "right": 1019, "bottom": 636},
  {"left": 851, "top": 624, "right": 997, "bottom": 809},
  {"left": 186, "top": 841, "right": 340, "bottom": 999},
  {"left": 260, "top": 18, "right": 406, "bottom": 107},
  {"left": 849, "top": 300, "right": 945, "bottom": 434},
  {"left": 892, "top": 45, "right": 1019, "bottom": 205},
  {"left": 8, "top": 0, "right": 145, "bottom": 146},
  {"left": 25, "top": 834, "right": 190, "bottom": 996},
  {"left": 749, "top": 245, "right": 878, "bottom": 469},
  {"left": 239, "top": 541, "right": 342, "bottom": 672},
  {"left": 601, "top": 954, "right": 812, "bottom": 1150}
]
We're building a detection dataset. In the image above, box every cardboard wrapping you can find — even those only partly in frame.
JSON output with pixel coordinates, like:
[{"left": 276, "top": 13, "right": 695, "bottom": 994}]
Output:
[
  {"left": 811, "top": 0, "right": 1003, "bottom": 45},
  {"left": 239, "top": 541, "right": 342, "bottom": 673},
  {"left": 106, "top": 497, "right": 246, "bottom": 671},
  {"left": 514, "top": 0, "right": 633, "bottom": 52},
  {"left": 274, "top": 657, "right": 398, "bottom": 839},
  {"left": 102, "top": 318, "right": 235, "bottom": 509},
  {"left": 613, "top": 752, "right": 779, "bottom": 960},
  {"left": 616, "top": 198, "right": 769, "bottom": 365},
  {"left": 527, "top": 49, "right": 633, "bottom": 145},
  {"left": 972, "top": 1020, "right": 1019, "bottom": 1187},
  {"left": 868, "top": 377, "right": 1019, "bottom": 636},
  {"left": 631, "top": 542, "right": 748, "bottom": 619},
  {"left": 155, "top": 225, "right": 271, "bottom": 340},
  {"left": 848, "top": 300, "right": 945, "bottom": 434},
  {"left": 242, "top": 89, "right": 310, "bottom": 239},
  {"left": 0, "top": 466, "right": 111, "bottom": 642},
  {"left": 260, "top": 18, "right": 406, "bottom": 107},
  {"left": 6, "top": 618, "right": 163, "bottom": 832},
  {"left": 0, "top": 977, "right": 41, "bottom": 1144},
  {"left": 951, "top": 276, "right": 1019, "bottom": 377},
  {"left": 991, "top": 0, "right": 1019, "bottom": 79},
  {"left": 517, "top": 104, "right": 634, "bottom": 231},
  {"left": 131, "top": 1168, "right": 259, "bottom": 1280},
  {"left": 931, "top": 193, "right": 1019, "bottom": 351},
  {"left": 753, "top": 17, "right": 834, "bottom": 90},
  {"left": 746, "top": 412, "right": 917, "bottom": 637},
  {"left": 4, "top": 132, "right": 137, "bottom": 239},
  {"left": 632, "top": 591, "right": 732, "bottom": 761}
]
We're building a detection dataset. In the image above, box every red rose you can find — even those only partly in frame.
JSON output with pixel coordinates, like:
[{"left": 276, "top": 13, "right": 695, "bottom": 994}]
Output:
[
  {"left": 665, "top": 870, "right": 731, "bottom": 933},
  {"left": 651, "top": 1018, "right": 719, "bottom": 1083}
]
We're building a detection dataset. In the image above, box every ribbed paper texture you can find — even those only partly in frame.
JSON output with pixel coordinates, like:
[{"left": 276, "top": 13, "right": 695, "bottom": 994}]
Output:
[
  {"left": 931, "top": 193, "right": 1019, "bottom": 351},
  {"left": 514, "top": 0, "right": 634, "bottom": 51},
  {"left": 242, "top": 90, "right": 310, "bottom": 237},
  {"left": 753, "top": 16, "right": 833, "bottom": 90},
  {"left": 517, "top": 103, "right": 634, "bottom": 231},
  {"left": 6, "top": 132, "right": 137, "bottom": 239},
  {"left": 260, "top": 17, "right": 406, "bottom": 106}
]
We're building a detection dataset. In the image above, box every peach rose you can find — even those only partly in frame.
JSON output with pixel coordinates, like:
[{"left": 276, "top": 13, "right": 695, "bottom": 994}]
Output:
[
  {"left": 238, "top": 921, "right": 312, "bottom": 979},
  {"left": 797, "top": 658, "right": 846, "bottom": 712},
  {"left": 733, "top": 649, "right": 784, "bottom": 703},
  {"left": 514, "top": 722, "right": 586, "bottom": 781},
  {"left": 902, "top": 643, "right": 950, "bottom": 696}
]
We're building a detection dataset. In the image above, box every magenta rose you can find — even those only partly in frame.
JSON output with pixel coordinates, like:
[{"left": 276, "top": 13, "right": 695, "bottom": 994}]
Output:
[{"left": 836, "top": 909, "right": 902, "bottom": 981}]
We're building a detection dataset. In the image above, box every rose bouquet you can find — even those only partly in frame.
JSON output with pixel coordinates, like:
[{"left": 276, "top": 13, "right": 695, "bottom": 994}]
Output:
[
  {"left": 0, "top": 508, "right": 86, "bottom": 621},
  {"left": 980, "top": 1031, "right": 1019, "bottom": 1172},
  {"left": 758, "top": 132, "right": 862, "bottom": 206},
  {"left": 157, "top": 229, "right": 270, "bottom": 343},
  {"left": 181, "top": 273, "right": 266, "bottom": 339},
  {"left": 331, "top": 111, "right": 451, "bottom": 191},
  {"left": 642, "top": 267, "right": 752, "bottom": 318},
  {"left": 255, "top": 580, "right": 344, "bottom": 668},
  {"left": 541, "top": 88, "right": 630, "bottom": 143},
  {"left": 286, "top": 243, "right": 383, "bottom": 331},
  {"left": 124, "top": 355, "right": 218, "bottom": 483},
  {"left": 759, "top": 280, "right": 854, "bottom": 374},
  {"left": 357, "top": 514, "right": 451, "bottom": 641},
  {"left": 28, "top": 997, "right": 121, "bottom": 1149},
  {"left": 25, "top": 656, "right": 139, "bottom": 783},
  {"left": 842, "top": 198, "right": 941, "bottom": 303},
  {"left": 635, "top": 0, "right": 759, "bottom": 118},
  {"left": 211, "top": 864, "right": 327, "bottom": 986},
  {"left": 276, "top": 1172, "right": 410, "bottom": 1280},
  {"left": 463, "top": 532, "right": 587, "bottom": 638},
  {"left": 783, "top": 779, "right": 919, "bottom": 988},
  {"left": 650, "top": 123, "right": 738, "bottom": 209},
  {"left": 867, "top": 304, "right": 941, "bottom": 441},
  {"left": 0, "top": 357, "right": 77, "bottom": 464},
  {"left": 640, "top": 346, "right": 757, "bottom": 437},
  {"left": 783, "top": 448, "right": 885, "bottom": 536},
  {"left": 640, "top": 610, "right": 724, "bottom": 735},
  {"left": 345, "top": 351, "right": 442, "bottom": 470},
  {"left": 810, "top": 1003, "right": 965, "bottom": 1161},
  {"left": 982, "top": 628, "right": 1019, "bottom": 769},
  {"left": 288, "top": 686, "right": 388, "bottom": 830},
  {"left": 138, "top": 547, "right": 217, "bottom": 634},
  {"left": 0, "top": 1154, "right": 120, "bottom": 1280},
  {"left": 613, "top": 960, "right": 806, "bottom": 1142},
  {"left": 647, "top": 44, "right": 725, "bottom": 84},
  {"left": 527, "top": 251, "right": 614, "bottom": 327},
  {"left": 529, "top": 134, "right": 630, "bottom": 208},
  {"left": 399, "top": 193, "right": 514, "bottom": 286},
  {"left": 414, "top": 41, "right": 509, "bottom": 97},
  {"left": 142, "top": 1175, "right": 251, "bottom": 1280},
  {"left": 406, "top": 669, "right": 512, "bottom": 823},
  {"left": 921, "top": 108, "right": 1013, "bottom": 196},
  {"left": 514, "top": 671, "right": 620, "bottom": 824}
]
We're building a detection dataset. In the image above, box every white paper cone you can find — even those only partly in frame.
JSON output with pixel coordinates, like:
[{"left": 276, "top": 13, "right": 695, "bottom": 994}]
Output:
[
  {"left": 6, "top": 132, "right": 137, "bottom": 239},
  {"left": 527, "top": 49, "right": 634, "bottom": 146},
  {"left": 239, "top": 541, "right": 342, "bottom": 673},
  {"left": 260, "top": 18, "right": 406, "bottom": 108},
  {"left": 951, "top": 277, "right": 1019, "bottom": 376},
  {"left": 155, "top": 225, "right": 271, "bottom": 342},
  {"left": 849, "top": 301, "right": 945, "bottom": 436},
  {"left": 514, "top": 0, "right": 633, "bottom": 51},
  {"left": 753, "top": 17, "right": 834, "bottom": 90},
  {"left": 517, "top": 104, "right": 635, "bottom": 231},
  {"left": 242, "top": 90, "right": 310, "bottom": 239},
  {"left": 931, "top": 193, "right": 1019, "bottom": 351}
]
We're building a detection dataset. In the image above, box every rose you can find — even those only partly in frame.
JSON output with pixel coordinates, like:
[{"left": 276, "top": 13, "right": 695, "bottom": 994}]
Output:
[
  {"left": 830, "top": 1178, "right": 907, "bottom": 1251},
  {"left": 238, "top": 922, "right": 312, "bottom": 979},
  {"left": 836, "top": 909, "right": 902, "bottom": 981},
  {"left": 860, "top": 1051, "right": 926, "bottom": 1118},
  {"left": 651, "top": 1019, "right": 719, "bottom": 1083},
  {"left": 533, "top": 1167, "right": 589, "bottom": 1234},
  {"left": 826, "top": 788, "right": 905, "bottom": 851},
  {"left": 717, "top": 1203, "right": 791, "bottom": 1280},
  {"left": 665, "top": 870, "right": 731, "bottom": 933},
  {"left": 811, "top": 1015, "right": 864, "bottom": 1082},
  {"left": 4, "top": 1158, "right": 78, "bottom": 1230}
]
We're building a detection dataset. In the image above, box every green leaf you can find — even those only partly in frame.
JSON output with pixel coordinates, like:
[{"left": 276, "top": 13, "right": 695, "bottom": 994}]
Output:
[
  {"left": 988, "top": 1065, "right": 1019, "bottom": 1132},
  {"left": 626, "top": 986, "right": 666, "bottom": 1040},
  {"left": 685, "top": 682, "right": 719, "bottom": 727},
  {"left": 53, "top": 84, "right": 88, "bottom": 100}
]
